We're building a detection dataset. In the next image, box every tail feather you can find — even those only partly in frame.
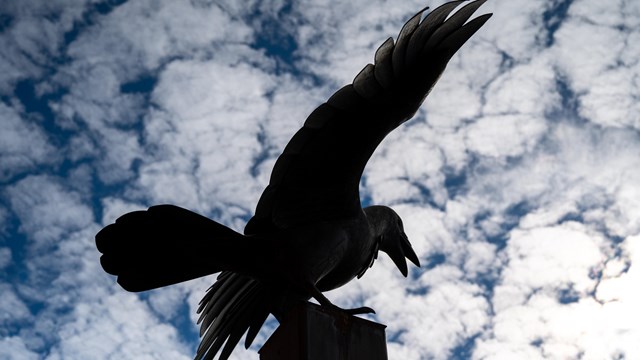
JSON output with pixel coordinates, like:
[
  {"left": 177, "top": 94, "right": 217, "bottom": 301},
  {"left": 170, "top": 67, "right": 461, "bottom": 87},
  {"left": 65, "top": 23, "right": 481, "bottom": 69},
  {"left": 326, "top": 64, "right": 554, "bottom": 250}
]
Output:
[
  {"left": 96, "top": 204, "right": 249, "bottom": 292},
  {"left": 97, "top": 205, "right": 275, "bottom": 360}
]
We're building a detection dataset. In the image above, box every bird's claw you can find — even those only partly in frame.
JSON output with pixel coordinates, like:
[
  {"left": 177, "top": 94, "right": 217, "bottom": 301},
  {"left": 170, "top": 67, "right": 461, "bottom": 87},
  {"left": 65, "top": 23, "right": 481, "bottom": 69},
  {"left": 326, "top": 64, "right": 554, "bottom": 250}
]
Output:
[
  {"left": 345, "top": 306, "right": 376, "bottom": 315},
  {"left": 306, "top": 282, "right": 376, "bottom": 315},
  {"left": 325, "top": 303, "right": 376, "bottom": 315}
]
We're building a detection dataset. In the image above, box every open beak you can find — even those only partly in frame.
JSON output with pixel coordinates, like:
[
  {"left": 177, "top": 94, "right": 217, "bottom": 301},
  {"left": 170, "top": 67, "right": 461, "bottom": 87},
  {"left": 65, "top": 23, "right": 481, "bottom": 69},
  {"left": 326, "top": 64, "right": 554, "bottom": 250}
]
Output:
[{"left": 383, "top": 233, "right": 421, "bottom": 277}]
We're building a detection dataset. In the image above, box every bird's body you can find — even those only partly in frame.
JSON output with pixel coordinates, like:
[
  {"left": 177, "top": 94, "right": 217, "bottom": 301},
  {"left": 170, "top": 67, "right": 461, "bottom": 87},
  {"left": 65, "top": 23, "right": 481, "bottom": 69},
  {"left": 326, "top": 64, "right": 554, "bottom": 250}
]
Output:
[{"left": 96, "top": 1, "right": 492, "bottom": 359}]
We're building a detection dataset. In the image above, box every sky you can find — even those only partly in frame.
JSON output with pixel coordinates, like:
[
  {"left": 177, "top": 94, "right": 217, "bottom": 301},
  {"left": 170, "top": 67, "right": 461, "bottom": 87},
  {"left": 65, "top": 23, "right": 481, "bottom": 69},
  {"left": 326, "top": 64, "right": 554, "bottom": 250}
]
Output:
[{"left": 1, "top": 0, "right": 639, "bottom": 359}]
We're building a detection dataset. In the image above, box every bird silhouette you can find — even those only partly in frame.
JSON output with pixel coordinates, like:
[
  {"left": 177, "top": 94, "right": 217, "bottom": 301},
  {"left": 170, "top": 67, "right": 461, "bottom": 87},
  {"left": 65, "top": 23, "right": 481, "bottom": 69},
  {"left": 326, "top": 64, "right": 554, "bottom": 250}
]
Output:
[{"left": 95, "top": 1, "right": 491, "bottom": 359}]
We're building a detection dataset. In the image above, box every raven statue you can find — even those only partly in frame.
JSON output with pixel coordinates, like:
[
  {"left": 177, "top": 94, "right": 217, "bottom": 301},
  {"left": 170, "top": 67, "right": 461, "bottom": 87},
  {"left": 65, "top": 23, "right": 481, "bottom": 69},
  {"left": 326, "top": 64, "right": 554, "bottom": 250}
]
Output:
[{"left": 96, "top": 1, "right": 491, "bottom": 359}]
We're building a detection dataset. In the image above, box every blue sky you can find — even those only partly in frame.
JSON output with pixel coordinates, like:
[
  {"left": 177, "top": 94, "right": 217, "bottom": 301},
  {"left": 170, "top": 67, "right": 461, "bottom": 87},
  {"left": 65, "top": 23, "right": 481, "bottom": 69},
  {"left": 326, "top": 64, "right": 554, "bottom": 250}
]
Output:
[{"left": 2, "top": 0, "right": 640, "bottom": 359}]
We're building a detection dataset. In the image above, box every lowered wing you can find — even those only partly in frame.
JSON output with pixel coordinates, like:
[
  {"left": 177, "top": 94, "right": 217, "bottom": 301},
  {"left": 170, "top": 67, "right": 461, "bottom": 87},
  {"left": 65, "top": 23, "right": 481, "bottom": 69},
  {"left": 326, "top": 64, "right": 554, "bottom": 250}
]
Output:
[{"left": 246, "top": 0, "right": 491, "bottom": 234}]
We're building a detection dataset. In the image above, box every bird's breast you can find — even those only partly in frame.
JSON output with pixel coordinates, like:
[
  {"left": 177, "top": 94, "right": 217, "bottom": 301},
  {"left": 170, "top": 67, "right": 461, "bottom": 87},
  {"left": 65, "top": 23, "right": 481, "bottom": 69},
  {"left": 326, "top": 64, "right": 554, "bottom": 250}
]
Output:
[
  {"left": 273, "top": 214, "right": 375, "bottom": 292},
  {"left": 313, "top": 219, "right": 375, "bottom": 292}
]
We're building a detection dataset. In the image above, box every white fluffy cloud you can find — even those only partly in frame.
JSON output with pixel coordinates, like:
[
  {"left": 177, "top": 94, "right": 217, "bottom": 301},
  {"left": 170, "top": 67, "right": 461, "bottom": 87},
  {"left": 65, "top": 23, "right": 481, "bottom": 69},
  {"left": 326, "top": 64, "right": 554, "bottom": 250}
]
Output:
[{"left": 0, "top": 103, "right": 59, "bottom": 182}]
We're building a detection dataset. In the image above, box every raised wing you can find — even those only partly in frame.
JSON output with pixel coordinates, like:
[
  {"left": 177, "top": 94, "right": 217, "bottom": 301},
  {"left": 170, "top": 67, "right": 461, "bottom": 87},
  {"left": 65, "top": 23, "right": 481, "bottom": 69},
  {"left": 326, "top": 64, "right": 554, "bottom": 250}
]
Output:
[{"left": 246, "top": 0, "right": 491, "bottom": 234}]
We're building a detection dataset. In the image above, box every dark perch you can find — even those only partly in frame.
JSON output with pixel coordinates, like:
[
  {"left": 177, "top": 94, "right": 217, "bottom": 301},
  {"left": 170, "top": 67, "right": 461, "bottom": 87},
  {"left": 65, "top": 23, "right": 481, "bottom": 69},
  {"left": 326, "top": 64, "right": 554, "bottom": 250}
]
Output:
[
  {"left": 95, "top": 1, "right": 492, "bottom": 359},
  {"left": 259, "top": 302, "right": 388, "bottom": 360}
]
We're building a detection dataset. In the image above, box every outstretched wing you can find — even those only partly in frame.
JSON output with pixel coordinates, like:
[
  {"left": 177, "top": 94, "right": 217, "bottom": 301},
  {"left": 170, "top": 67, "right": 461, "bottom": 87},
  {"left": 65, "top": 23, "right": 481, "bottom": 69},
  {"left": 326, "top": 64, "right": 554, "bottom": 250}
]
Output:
[{"left": 246, "top": 0, "right": 491, "bottom": 234}]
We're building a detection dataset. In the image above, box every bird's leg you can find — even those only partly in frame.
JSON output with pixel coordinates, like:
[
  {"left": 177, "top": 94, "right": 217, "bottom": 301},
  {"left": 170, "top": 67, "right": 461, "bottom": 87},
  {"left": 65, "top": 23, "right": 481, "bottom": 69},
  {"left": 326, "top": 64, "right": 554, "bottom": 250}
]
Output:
[{"left": 304, "top": 282, "right": 375, "bottom": 315}]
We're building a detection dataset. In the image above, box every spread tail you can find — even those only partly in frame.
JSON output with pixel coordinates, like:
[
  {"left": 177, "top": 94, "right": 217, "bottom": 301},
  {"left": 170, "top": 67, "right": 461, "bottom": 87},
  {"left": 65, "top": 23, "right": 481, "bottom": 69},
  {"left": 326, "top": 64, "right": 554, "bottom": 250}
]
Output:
[{"left": 96, "top": 204, "right": 251, "bottom": 292}]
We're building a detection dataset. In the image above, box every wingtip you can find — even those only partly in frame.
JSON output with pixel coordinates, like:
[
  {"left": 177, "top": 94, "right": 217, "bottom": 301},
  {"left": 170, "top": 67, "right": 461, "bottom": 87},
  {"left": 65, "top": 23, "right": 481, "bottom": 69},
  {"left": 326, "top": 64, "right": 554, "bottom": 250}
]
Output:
[{"left": 430, "top": 11, "right": 492, "bottom": 58}]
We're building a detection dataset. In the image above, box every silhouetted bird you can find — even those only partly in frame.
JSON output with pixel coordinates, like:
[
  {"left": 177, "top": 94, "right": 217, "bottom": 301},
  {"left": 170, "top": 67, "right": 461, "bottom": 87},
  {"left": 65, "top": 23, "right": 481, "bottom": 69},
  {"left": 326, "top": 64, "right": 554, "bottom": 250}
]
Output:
[{"left": 96, "top": 1, "right": 491, "bottom": 359}]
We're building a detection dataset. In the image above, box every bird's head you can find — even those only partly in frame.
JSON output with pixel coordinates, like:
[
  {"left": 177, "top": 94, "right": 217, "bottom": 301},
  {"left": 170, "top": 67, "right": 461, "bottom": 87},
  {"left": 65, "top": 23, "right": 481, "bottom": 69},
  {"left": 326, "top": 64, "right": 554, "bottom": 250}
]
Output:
[{"left": 365, "top": 206, "right": 421, "bottom": 277}]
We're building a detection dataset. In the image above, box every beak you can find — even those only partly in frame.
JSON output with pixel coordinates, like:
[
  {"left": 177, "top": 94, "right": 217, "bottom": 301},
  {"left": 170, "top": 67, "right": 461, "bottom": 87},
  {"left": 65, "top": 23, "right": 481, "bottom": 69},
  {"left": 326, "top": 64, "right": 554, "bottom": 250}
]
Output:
[
  {"left": 402, "top": 233, "right": 421, "bottom": 267},
  {"left": 382, "top": 233, "right": 421, "bottom": 277}
]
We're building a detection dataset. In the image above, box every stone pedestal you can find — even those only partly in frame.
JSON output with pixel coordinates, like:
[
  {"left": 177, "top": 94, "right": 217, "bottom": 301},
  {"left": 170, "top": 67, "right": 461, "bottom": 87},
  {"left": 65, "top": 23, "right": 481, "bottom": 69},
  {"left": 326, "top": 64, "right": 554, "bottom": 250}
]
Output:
[{"left": 259, "top": 302, "right": 388, "bottom": 360}]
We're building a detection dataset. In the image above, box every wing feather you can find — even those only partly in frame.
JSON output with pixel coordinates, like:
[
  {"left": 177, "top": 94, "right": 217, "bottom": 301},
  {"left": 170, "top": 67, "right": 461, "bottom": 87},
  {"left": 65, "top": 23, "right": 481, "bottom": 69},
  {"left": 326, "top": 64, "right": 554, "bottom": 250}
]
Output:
[
  {"left": 353, "top": 63, "right": 382, "bottom": 99},
  {"left": 424, "top": 0, "right": 488, "bottom": 51},
  {"left": 406, "top": 1, "right": 465, "bottom": 62},
  {"left": 374, "top": 37, "right": 395, "bottom": 89},
  {"left": 245, "top": 0, "right": 491, "bottom": 234},
  {"left": 195, "top": 273, "right": 271, "bottom": 360},
  {"left": 392, "top": 6, "right": 430, "bottom": 77}
]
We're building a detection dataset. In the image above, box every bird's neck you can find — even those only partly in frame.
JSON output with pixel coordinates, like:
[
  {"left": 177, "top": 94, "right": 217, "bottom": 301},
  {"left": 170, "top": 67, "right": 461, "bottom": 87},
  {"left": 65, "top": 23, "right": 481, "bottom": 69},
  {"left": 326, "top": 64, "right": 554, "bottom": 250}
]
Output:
[{"left": 362, "top": 205, "right": 394, "bottom": 238}]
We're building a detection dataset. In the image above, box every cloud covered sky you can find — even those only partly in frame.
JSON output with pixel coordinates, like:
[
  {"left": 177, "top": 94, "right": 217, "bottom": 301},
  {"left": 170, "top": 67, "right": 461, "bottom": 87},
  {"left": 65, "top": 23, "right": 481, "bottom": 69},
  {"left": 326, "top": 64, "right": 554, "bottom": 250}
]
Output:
[{"left": 1, "top": 0, "right": 639, "bottom": 359}]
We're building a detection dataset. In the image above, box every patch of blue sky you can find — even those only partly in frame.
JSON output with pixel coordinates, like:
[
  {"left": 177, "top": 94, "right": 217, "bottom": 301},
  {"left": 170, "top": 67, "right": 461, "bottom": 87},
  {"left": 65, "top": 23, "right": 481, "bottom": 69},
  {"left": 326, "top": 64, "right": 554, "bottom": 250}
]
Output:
[
  {"left": 0, "top": 13, "right": 13, "bottom": 33},
  {"left": 451, "top": 333, "right": 481, "bottom": 360},
  {"left": 249, "top": 3, "right": 298, "bottom": 74},
  {"left": 541, "top": 0, "right": 575, "bottom": 46},
  {"left": 13, "top": 79, "right": 70, "bottom": 149}
]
